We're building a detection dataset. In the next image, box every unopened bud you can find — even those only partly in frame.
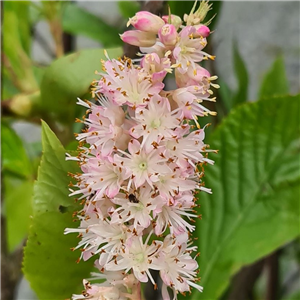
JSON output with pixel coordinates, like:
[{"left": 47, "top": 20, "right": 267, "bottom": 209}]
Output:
[
  {"left": 127, "top": 11, "right": 165, "bottom": 33},
  {"left": 10, "top": 91, "right": 40, "bottom": 117},
  {"left": 187, "top": 64, "right": 210, "bottom": 81},
  {"left": 120, "top": 30, "right": 157, "bottom": 47},
  {"left": 194, "top": 24, "right": 210, "bottom": 37},
  {"left": 158, "top": 24, "right": 178, "bottom": 46},
  {"left": 162, "top": 14, "right": 183, "bottom": 30}
]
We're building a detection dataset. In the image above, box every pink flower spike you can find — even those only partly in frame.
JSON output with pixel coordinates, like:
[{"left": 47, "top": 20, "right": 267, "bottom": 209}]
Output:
[
  {"left": 195, "top": 24, "right": 211, "bottom": 38},
  {"left": 120, "top": 30, "right": 157, "bottom": 47},
  {"left": 158, "top": 24, "right": 178, "bottom": 46},
  {"left": 128, "top": 11, "right": 165, "bottom": 33},
  {"left": 67, "top": 4, "right": 218, "bottom": 299}
]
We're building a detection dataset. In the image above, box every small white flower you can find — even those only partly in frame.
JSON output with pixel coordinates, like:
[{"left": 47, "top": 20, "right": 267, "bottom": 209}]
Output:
[
  {"left": 111, "top": 185, "right": 162, "bottom": 229},
  {"left": 106, "top": 234, "right": 163, "bottom": 285},
  {"left": 115, "top": 139, "right": 170, "bottom": 189},
  {"left": 159, "top": 236, "right": 203, "bottom": 294}
]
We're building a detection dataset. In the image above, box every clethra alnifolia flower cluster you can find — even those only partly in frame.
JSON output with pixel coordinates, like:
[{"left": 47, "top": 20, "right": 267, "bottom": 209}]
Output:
[{"left": 65, "top": 1, "right": 219, "bottom": 299}]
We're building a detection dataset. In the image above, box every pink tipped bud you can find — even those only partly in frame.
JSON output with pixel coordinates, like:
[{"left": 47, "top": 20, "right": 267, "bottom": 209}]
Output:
[
  {"left": 176, "top": 65, "right": 211, "bottom": 88},
  {"left": 158, "top": 24, "right": 178, "bottom": 46},
  {"left": 120, "top": 30, "right": 157, "bottom": 47},
  {"left": 194, "top": 25, "right": 210, "bottom": 38},
  {"left": 162, "top": 14, "right": 183, "bottom": 30},
  {"left": 187, "top": 65, "right": 210, "bottom": 81},
  {"left": 127, "top": 11, "right": 165, "bottom": 33}
]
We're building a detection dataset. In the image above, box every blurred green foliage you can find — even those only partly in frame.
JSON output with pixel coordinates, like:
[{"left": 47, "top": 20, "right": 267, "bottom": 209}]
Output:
[
  {"left": 40, "top": 47, "right": 122, "bottom": 124},
  {"left": 118, "top": 1, "right": 141, "bottom": 19},
  {"left": 62, "top": 4, "right": 123, "bottom": 47}
]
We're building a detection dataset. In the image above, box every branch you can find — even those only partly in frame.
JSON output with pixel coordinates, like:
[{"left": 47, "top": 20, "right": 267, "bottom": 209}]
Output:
[
  {"left": 49, "top": 18, "right": 64, "bottom": 58},
  {"left": 227, "top": 258, "right": 265, "bottom": 300},
  {"left": 265, "top": 251, "right": 280, "bottom": 300}
]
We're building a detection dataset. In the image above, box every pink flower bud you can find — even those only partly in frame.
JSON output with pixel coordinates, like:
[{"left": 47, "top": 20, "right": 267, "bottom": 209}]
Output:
[
  {"left": 120, "top": 30, "right": 157, "bottom": 47},
  {"left": 162, "top": 14, "right": 183, "bottom": 30},
  {"left": 175, "top": 65, "right": 210, "bottom": 88},
  {"left": 158, "top": 24, "right": 178, "bottom": 46},
  {"left": 128, "top": 11, "right": 165, "bottom": 33},
  {"left": 187, "top": 64, "right": 210, "bottom": 81},
  {"left": 194, "top": 24, "right": 210, "bottom": 38}
]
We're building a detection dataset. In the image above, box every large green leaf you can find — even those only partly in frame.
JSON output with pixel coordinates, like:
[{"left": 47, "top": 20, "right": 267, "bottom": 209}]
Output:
[
  {"left": 4, "top": 179, "right": 33, "bottom": 252},
  {"left": 259, "top": 56, "right": 289, "bottom": 99},
  {"left": 190, "top": 95, "right": 300, "bottom": 300},
  {"left": 1, "top": 122, "right": 31, "bottom": 178},
  {"left": 62, "top": 4, "right": 122, "bottom": 47},
  {"left": 23, "top": 121, "right": 94, "bottom": 299},
  {"left": 40, "top": 47, "right": 122, "bottom": 123}
]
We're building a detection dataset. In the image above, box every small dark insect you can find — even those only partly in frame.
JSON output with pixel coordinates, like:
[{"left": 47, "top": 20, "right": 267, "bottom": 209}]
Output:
[
  {"left": 87, "top": 191, "right": 96, "bottom": 201},
  {"left": 58, "top": 205, "right": 68, "bottom": 213},
  {"left": 128, "top": 193, "right": 139, "bottom": 203}
]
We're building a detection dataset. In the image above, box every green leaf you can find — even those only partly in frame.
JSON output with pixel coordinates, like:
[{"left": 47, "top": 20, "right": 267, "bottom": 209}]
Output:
[
  {"left": 259, "top": 56, "right": 289, "bottom": 99},
  {"left": 1, "top": 122, "right": 31, "bottom": 178},
  {"left": 40, "top": 47, "right": 123, "bottom": 123},
  {"left": 62, "top": 4, "right": 122, "bottom": 47},
  {"left": 4, "top": 179, "right": 33, "bottom": 252},
  {"left": 23, "top": 121, "right": 94, "bottom": 299},
  {"left": 118, "top": 1, "right": 140, "bottom": 19},
  {"left": 232, "top": 44, "right": 249, "bottom": 107},
  {"left": 190, "top": 95, "right": 300, "bottom": 300}
]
